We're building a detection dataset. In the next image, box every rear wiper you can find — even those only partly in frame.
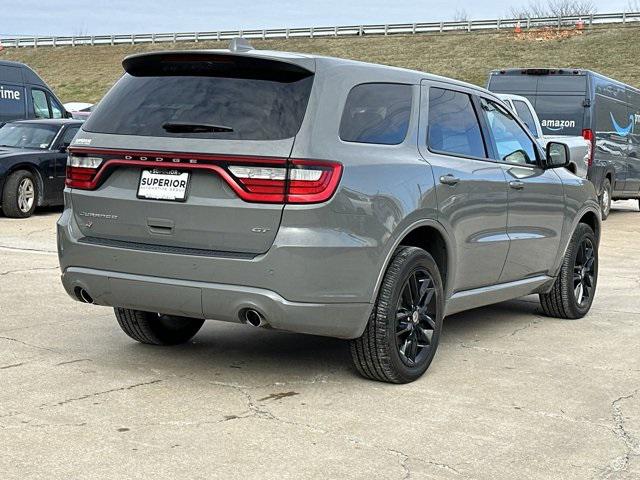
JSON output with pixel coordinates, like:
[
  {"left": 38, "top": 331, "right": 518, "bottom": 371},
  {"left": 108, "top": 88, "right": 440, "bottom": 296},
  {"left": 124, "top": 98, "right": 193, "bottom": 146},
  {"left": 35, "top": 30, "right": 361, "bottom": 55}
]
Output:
[{"left": 162, "top": 122, "right": 234, "bottom": 133}]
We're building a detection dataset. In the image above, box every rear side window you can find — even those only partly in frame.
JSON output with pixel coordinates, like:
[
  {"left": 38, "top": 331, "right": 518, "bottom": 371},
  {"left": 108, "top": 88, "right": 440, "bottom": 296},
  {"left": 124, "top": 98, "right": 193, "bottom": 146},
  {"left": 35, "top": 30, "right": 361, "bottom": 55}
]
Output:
[
  {"left": 512, "top": 100, "right": 538, "bottom": 137},
  {"left": 83, "top": 57, "right": 314, "bottom": 141},
  {"left": 427, "top": 88, "right": 486, "bottom": 158},
  {"left": 339, "top": 83, "right": 412, "bottom": 145}
]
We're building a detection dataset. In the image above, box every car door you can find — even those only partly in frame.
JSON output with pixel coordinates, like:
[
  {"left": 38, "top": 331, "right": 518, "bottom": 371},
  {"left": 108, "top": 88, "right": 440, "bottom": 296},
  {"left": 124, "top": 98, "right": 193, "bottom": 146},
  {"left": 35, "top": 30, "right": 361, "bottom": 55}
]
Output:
[
  {"left": 479, "top": 97, "right": 565, "bottom": 283},
  {"left": 419, "top": 82, "right": 509, "bottom": 293},
  {"left": 51, "top": 124, "right": 79, "bottom": 202}
]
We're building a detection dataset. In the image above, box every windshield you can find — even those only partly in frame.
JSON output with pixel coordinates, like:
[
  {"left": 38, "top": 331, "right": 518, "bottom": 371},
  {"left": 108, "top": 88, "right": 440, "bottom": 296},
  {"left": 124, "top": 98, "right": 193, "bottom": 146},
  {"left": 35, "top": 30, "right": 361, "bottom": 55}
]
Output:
[{"left": 0, "top": 123, "right": 58, "bottom": 149}]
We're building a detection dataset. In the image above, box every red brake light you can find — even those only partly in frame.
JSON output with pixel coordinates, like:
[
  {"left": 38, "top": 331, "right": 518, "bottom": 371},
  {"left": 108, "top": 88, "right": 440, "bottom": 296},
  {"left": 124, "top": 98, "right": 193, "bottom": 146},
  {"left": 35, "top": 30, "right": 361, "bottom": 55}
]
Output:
[
  {"left": 582, "top": 128, "right": 594, "bottom": 167},
  {"left": 66, "top": 148, "right": 342, "bottom": 204},
  {"left": 287, "top": 160, "right": 342, "bottom": 204},
  {"left": 65, "top": 154, "right": 103, "bottom": 189}
]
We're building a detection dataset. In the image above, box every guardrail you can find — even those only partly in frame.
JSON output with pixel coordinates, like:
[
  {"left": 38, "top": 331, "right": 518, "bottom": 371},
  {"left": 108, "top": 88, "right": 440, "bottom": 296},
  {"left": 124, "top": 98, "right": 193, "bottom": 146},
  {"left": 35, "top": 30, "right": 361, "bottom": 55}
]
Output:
[{"left": 1, "top": 11, "right": 639, "bottom": 48}]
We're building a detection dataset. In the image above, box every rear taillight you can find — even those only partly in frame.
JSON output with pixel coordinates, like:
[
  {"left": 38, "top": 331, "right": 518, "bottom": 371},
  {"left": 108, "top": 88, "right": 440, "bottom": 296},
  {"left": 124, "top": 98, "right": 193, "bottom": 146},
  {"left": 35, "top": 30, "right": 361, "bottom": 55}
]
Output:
[
  {"left": 66, "top": 148, "right": 342, "bottom": 204},
  {"left": 226, "top": 160, "right": 342, "bottom": 204},
  {"left": 287, "top": 160, "right": 342, "bottom": 204},
  {"left": 582, "top": 128, "right": 595, "bottom": 167},
  {"left": 65, "top": 154, "right": 104, "bottom": 189}
]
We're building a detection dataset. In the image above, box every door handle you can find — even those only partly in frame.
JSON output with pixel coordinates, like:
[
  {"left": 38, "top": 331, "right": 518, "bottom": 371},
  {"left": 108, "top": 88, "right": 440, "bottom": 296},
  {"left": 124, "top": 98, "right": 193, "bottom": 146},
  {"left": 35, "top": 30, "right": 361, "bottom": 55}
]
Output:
[
  {"left": 509, "top": 180, "right": 525, "bottom": 190},
  {"left": 439, "top": 174, "right": 460, "bottom": 186}
]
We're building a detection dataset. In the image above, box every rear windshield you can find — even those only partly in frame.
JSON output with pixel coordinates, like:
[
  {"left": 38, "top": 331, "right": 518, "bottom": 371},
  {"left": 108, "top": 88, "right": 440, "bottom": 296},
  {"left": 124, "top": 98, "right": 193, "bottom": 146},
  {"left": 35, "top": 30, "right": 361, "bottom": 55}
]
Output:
[
  {"left": 489, "top": 73, "right": 586, "bottom": 136},
  {"left": 84, "top": 57, "right": 314, "bottom": 141},
  {"left": 533, "top": 95, "right": 584, "bottom": 136}
]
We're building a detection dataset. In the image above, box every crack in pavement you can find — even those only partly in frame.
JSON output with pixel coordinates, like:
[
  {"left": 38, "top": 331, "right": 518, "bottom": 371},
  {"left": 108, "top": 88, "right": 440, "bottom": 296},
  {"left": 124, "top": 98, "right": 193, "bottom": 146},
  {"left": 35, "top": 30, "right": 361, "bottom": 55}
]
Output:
[
  {"left": 599, "top": 389, "right": 639, "bottom": 479},
  {"left": 0, "top": 266, "right": 59, "bottom": 277},
  {"left": 38, "top": 379, "right": 163, "bottom": 408},
  {"left": 0, "top": 335, "right": 58, "bottom": 353},
  {"left": 0, "top": 362, "right": 27, "bottom": 370},
  {"left": 455, "top": 340, "right": 640, "bottom": 375},
  {"left": 0, "top": 245, "right": 57, "bottom": 255},
  {"left": 202, "top": 378, "right": 465, "bottom": 478}
]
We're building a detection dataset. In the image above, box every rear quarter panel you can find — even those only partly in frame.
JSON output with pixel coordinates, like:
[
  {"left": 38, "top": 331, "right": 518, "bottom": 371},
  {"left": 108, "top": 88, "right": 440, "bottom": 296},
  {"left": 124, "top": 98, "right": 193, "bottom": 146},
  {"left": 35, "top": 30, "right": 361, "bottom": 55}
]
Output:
[
  {"left": 282, "top": 63, "right": 440, "bottom": 303},
  {"left": 552, "top": 167, "right": 601, "bottom": 274}
]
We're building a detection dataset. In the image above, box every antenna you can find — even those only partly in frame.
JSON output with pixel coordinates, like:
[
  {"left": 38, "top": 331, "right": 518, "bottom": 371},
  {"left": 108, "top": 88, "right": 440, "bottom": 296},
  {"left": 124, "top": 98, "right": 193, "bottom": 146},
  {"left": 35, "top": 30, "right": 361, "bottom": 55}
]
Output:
[{"left": 228, "top": 38, "right": 254, "bottom": 52}]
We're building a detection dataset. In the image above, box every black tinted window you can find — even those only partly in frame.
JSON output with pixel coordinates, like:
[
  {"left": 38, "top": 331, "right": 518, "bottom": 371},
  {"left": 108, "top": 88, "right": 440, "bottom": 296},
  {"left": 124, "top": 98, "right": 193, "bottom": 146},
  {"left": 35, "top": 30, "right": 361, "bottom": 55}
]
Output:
[
  {"left": 84, "top": 72, "right": 313, "bottom": 141},
  {"left": 427, "top": 88, "right": 486, "bottom": 158},
  {"left": 512, "top": 100, "right": 538, "bottom": 137},
  {"left": 534, "top": 95, "right": 584, "bottom": 136},
  {"left": 339, "top": 83, "right": 412, "bottom": 145},
  {"left": 60, "top": 126, "right": 80, "bottom": 146}
]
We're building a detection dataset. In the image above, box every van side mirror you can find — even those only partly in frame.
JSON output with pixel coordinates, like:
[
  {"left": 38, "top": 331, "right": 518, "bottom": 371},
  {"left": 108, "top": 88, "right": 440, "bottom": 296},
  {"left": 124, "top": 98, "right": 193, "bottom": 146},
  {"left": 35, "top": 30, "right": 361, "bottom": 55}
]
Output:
[{"left": 544, "top": 142, "right": 570, "bottom": 169}]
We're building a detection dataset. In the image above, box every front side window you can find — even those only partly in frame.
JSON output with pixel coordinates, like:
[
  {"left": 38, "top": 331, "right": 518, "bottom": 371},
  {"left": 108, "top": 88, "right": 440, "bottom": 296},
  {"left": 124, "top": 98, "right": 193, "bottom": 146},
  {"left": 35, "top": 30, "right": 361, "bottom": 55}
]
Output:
[
  {"left": 427, "top": 88, "right": 486, "bottom": 158},
  {"left": 339, "top": 83, "right": 412, "bottom": 145},
  {"left": 512, "top": 100, "right": 538, "bottom": 138},
  {"left": 482, "top": 99, "right": 538, "bottom": 165},
  {"left": 31, "top": 89, "right": 50, "bottom": 119}
]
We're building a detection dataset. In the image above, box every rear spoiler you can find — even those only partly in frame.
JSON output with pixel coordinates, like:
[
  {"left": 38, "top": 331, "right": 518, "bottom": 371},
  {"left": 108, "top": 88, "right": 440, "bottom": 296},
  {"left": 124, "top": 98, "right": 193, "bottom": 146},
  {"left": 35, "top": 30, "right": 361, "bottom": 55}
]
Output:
[{"left": 122, "top": 50, "right": 315, "bottom": 82}]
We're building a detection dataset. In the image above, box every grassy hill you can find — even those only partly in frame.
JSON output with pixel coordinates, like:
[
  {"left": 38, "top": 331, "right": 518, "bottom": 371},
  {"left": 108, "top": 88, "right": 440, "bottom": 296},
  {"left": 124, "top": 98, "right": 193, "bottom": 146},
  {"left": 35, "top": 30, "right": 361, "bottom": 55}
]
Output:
[{"left": 2, "top": 25, "right": 639, "bottom": 103}]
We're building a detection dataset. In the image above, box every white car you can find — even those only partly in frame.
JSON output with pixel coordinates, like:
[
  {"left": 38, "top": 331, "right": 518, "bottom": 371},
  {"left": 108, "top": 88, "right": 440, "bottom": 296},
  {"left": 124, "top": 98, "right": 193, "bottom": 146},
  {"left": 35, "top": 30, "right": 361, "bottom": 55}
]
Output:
[
  {"left": 497, "top": 93, "right": 590, "bottom": 178},
  {"left": 63, "top": 102, "right": 94, "bottom": 120}
]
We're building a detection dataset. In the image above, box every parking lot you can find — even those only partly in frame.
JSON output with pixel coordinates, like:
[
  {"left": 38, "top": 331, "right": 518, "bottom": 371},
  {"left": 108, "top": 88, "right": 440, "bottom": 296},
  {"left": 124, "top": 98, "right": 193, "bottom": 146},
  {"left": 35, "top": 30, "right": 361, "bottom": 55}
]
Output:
[{"left": 0, "top": 203, "right": 638, "bottom": 480}]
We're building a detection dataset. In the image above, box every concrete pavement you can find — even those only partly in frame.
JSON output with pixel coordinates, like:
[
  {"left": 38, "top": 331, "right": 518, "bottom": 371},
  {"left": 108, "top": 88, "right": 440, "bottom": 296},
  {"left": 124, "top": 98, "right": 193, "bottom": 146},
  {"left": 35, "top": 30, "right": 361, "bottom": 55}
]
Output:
[{"left": 1, "top": 203, "right": 639, "bottom": 479}]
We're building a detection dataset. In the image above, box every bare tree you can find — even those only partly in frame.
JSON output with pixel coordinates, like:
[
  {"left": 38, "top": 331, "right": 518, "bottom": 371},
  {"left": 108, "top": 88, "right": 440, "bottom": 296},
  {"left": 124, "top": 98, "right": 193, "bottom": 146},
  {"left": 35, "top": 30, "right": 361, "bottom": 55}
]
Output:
[
  {"left": 628, "top": 0, "right": 640, "bottom": 11},
  {"left": 510, "top": 0, "right": 597, "bottom": 19},
  {"left": 453, "top": 8, "right": 469, "bottom": 22}
]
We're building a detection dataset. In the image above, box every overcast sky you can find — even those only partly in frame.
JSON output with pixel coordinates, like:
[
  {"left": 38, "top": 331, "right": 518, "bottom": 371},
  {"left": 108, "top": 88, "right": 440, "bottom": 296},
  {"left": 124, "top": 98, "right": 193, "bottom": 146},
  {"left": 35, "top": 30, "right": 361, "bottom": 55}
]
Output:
[{"left": 0, "top": 0, "right": 631, "bottom": 37}]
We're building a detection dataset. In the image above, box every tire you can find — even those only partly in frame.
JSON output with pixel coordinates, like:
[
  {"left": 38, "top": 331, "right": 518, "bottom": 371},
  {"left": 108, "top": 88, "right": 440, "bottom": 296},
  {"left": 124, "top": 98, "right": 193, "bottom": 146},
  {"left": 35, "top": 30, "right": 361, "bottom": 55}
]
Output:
[
  {"left": 114, "top": 308, "right": 205, "bottom": 345},
  {"left": 1, "top": 170, "right": 38, "bottom": 218},
  {"left": 350, "top": 246, "right": 444, "bottom": 384},
  {"left": 539, "top": 223, "right": 598, "bottom": 319},
  {"left": 599, "top": 178, "right": 612, "bottom": 220}
]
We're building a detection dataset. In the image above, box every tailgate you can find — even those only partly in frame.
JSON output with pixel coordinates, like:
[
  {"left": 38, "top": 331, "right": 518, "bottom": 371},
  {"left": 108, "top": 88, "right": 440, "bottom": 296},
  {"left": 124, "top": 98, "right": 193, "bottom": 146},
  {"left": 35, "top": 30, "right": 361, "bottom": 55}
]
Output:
[{"left": 68, "top": 51, "right": 315, "bottom": 255}]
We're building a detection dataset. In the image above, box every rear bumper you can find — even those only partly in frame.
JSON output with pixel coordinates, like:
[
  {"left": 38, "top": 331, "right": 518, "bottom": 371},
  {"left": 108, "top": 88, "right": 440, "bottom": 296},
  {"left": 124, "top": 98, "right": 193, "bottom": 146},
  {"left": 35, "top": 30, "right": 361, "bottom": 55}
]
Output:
[
  {"left": 61, "top": 267, "right": 371, "bottom": 339},
  {"left": 57, "top": 203, "right": 375, "bottom": 339}
]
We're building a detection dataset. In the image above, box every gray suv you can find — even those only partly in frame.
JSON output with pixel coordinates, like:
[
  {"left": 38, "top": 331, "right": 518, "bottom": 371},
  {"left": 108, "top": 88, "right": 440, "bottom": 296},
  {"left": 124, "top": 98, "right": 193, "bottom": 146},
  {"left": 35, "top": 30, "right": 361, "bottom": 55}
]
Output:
[{"left": 58, "top": 47, "right": 601, "bottom": 383}]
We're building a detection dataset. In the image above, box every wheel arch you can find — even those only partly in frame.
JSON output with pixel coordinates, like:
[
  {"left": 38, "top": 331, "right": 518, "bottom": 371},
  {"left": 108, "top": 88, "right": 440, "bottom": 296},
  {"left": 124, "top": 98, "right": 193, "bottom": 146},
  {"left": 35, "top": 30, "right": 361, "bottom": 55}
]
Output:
[
  {"left": 372, "top": 220, "right": 455, "bottom": 302},
  {"left": 551, "top": 204, "right": 601, "bottom": 278},
  {"left": 4, "top": 163, "right": 46, "bottom": 206}
]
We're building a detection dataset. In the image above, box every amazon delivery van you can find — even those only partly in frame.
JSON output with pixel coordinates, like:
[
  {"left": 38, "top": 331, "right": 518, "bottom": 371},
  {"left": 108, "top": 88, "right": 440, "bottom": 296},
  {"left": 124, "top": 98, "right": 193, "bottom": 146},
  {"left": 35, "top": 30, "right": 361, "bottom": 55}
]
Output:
[
  {"left": 488, "top": 68, "right": 640, "bottom": 205},
  {"left": 0, "top": 60, "right": 69, "bottom": 126}
]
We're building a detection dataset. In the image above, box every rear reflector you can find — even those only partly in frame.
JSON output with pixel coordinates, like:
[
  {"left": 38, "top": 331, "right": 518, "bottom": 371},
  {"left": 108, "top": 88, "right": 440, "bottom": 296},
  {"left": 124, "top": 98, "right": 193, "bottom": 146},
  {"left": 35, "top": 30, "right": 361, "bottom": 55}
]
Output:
[{"left": 66, "top": 148, "right": 342, "bottom": 204}]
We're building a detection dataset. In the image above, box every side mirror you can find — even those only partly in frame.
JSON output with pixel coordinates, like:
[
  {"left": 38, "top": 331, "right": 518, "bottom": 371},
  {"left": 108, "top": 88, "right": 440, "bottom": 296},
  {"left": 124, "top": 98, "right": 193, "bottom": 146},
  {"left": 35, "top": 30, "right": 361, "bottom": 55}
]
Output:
[{"left": 544, "top": 142, "right": 570, "bottom": 169}]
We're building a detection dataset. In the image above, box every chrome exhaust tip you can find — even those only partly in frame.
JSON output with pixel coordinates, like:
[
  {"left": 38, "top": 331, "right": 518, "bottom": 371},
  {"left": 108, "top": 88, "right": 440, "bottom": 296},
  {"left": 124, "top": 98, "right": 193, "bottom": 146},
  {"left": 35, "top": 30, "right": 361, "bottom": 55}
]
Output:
[
  {"left": 243, "top": 309, "right": 267, "bottom": 327},
  {"left": 75, "top": 287, "right": 94, "bottom": 304}
]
